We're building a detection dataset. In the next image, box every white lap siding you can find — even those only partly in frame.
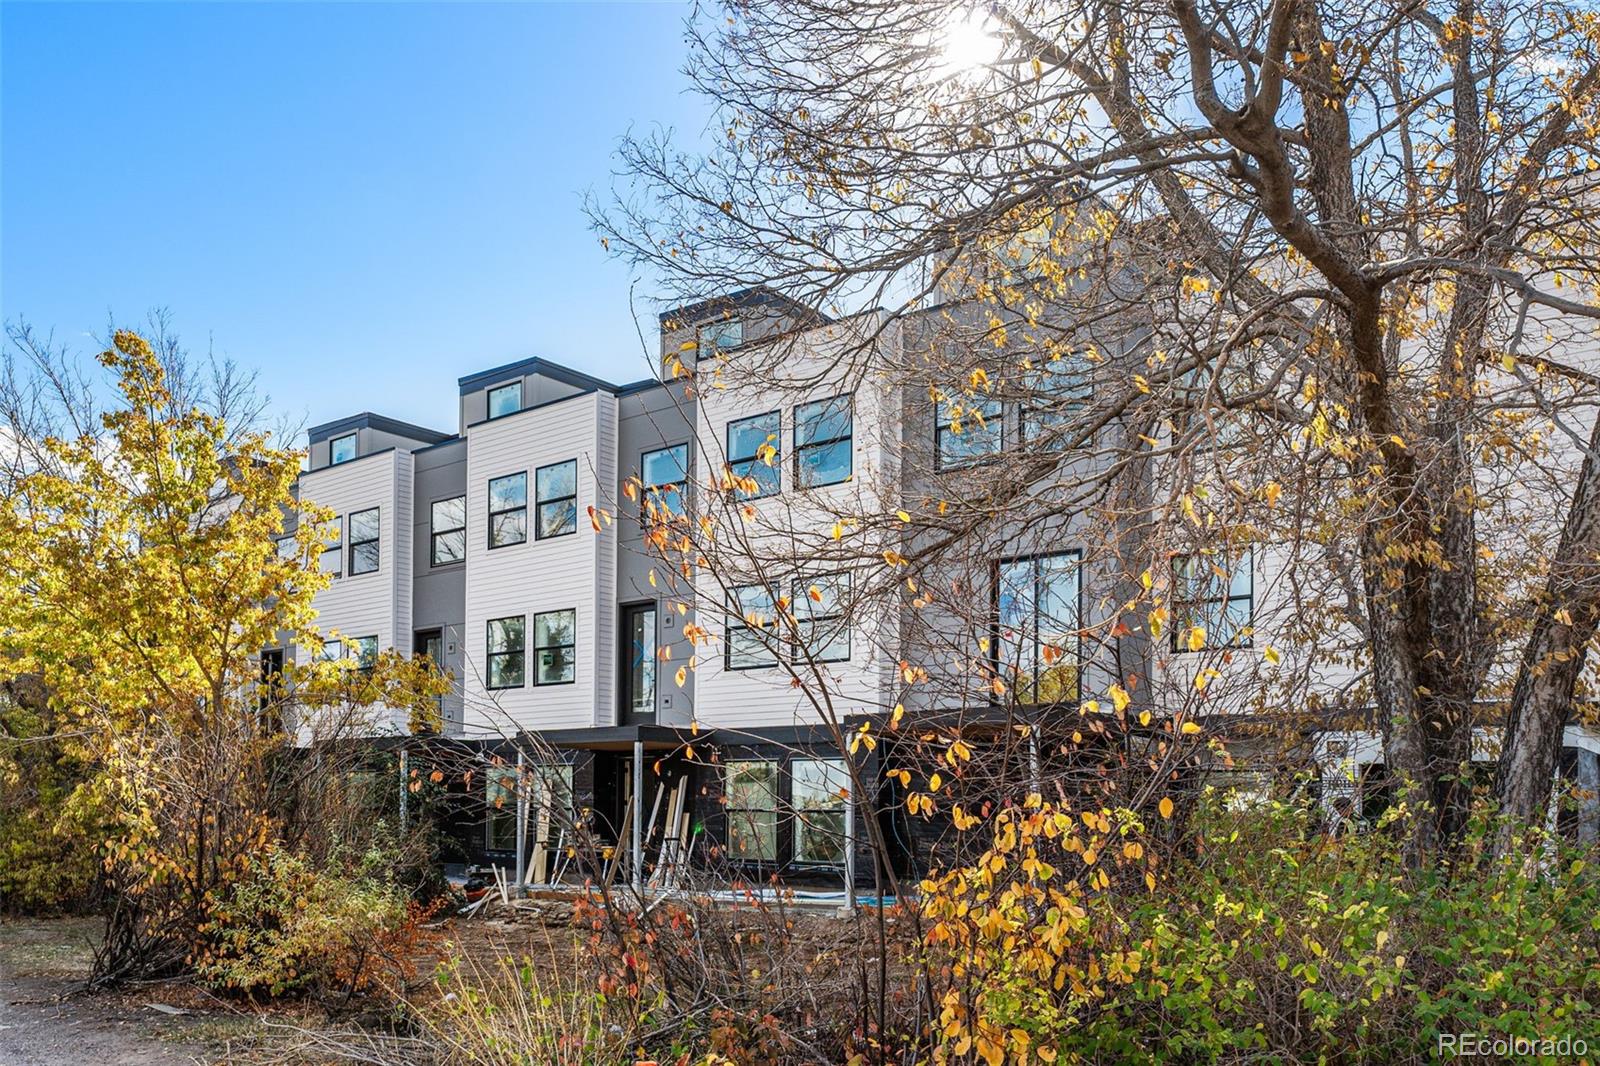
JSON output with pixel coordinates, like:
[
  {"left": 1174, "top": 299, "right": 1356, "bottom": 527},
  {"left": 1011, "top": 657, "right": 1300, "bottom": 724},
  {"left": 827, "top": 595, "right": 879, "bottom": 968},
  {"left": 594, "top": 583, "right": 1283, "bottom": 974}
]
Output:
[
  {"left": 295, "top": 448, "right": 414, "bottom": 734},
  {"left": 462, "top": 391, "right": 617, "bottom": 735}
]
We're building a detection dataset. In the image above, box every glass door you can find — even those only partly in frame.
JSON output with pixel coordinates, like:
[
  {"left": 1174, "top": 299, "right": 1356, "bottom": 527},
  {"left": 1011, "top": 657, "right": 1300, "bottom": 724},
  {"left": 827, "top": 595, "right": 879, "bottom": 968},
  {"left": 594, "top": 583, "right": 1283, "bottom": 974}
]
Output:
[{"left": 621, "top": 603, "right": 657, "bottom": 723}]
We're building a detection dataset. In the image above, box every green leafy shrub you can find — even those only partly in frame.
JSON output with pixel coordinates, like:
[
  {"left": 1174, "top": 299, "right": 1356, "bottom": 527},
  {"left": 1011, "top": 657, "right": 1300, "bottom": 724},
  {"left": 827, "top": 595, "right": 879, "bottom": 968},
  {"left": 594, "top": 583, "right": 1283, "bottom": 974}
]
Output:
[
  {"left": 922, "top": 796, "right": 1600, "bottom": 1064},
  {"left": 196, "top": 845, "right": 432, "bottom": 1001}
]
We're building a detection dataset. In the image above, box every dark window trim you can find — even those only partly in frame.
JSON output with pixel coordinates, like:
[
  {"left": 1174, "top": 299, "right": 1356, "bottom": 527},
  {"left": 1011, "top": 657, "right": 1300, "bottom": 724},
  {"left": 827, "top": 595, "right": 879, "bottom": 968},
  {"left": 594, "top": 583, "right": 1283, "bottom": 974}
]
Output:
[
  {"left": 532, "top": 608, "right": 578, "bottom": 687},
  {"left": 329, "top": 432, "right": 358, "bottom": 465},
  {"left": 486, "top": 380, "right": 523, "bottom": 420},
  {"left": 319, "top": 515, "right": 343, "bottom": 578},
  {"left": 1020, "top": 361, "right": 1093, "bottom": 446},
  {"left": 350, "top": 634, "right": 379, "bottom": 673},
  {"left": 534, "top": 459, "right": 579, "bottom": 541},
  {"left": 347, "top": 506, "right": 380, "bottom": 576},
  {"left": 641, "top": 443, "right": 690, "bottom": 521},
  {"left": 1170, "top": 550, "right": 1254, "bottom": 652},
  {"left": 721, "top": 753, "right": 851, "bottom": 870},
  {"left": 486, "top": 615, "right": 526, "bottom": 690},
  {"left": 725, "top": 583, "right": 780, "bottom": 671},
  {"left": 791, "top": 572, "right": 851, "bottom": 664},
  {"left": 793, "top": 394, "right": 854, "bottom": 488},
  {"left": 990, "top": 549, "right": 1084, "bottom": 706},
  {"left": 934, "top": 396, "right": 1004, "bottom": 472},
  {"left": 430, "top": 495, "right": 467, "bottom": 567},
  {"left": 487, "top": 472, "right": 528, "bottom": 550},
  {"left": 726, "top": 410, "right": 783, "bottom": 499}
]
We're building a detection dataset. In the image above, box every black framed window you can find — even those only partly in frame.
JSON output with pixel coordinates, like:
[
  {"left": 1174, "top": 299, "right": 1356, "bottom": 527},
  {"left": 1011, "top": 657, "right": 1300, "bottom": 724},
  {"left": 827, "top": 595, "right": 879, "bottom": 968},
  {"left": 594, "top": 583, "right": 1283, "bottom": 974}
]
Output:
[
  {"left": 727, "top": 411, "right": 781, "bottom": 499},
  {"left": 642, "top": 444, "right": 689, "bottom": 519},
  {"left": 487, "top": 381, "right": 522, "bottom": 419},
  {"left": 1172, "top": 551, "right": 1253, "bottom": 649},
  {"left": 486, "top": 616, "right": 526, "bottom": 689},
  {"left": 318, "top": 638, "right": 342, "bottom": 663},
  {"left": 726, "top": 584, "right": 779, "bottom": 670},
  {"left": 794, "top": 394, "right": 853, "bottom": 488},
  {"left": 792, "top": 758, "right": 849, "bottom": 864},
  {"left": 348, "top": 507, "right": 379, "bottom": 575},
  {"left": 533, "top": 609, "right": 576, "bottom": 685},
  {"left": 1021, "top": 358, "right": 1092, "bottom": 446},
  {"left": 329, "top": 432, "right": 357, "bottom": 465},
  {"left": 995, "top": 551, "right": 1081, "bottom": 704},
  {"left": 488, "top": 473, "right": 527, "bottom": 548},
  {"left": 485, "top": 764, "right": 518, "bottom": 850},
  {"left": 725, "top": 760, "right": 779, "bottom": 861},
  {"left": 348, "top": 635, "right": 378, "bottom": 672},
  {"left": 699, "top": 318, "right": 743, "bottom": 353},
  {"left": 318, "top": 516, "right": 342, "bottom": 577},
  {"left": 535, "top": 460, "right": 578, "bottom": 539},
  {"left": 793, "top": 573, "right": 850, "bottom": 663},
  {"left": 430, "top": 496, "right": 466, "bottom": 566},
  {"left": 623, "top": 603, "right": 657, "bottom": 718},
  {"left": 935, "top": 397, "right": 1003, "bottom": 469}
]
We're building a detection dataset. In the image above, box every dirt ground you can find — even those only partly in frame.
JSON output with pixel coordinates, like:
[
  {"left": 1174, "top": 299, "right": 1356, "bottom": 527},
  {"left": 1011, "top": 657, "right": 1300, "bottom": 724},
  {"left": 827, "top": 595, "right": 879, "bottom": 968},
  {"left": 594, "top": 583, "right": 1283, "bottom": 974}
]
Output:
[{"left": 0, "top": 903, "right": 587, "bottom": 1066}]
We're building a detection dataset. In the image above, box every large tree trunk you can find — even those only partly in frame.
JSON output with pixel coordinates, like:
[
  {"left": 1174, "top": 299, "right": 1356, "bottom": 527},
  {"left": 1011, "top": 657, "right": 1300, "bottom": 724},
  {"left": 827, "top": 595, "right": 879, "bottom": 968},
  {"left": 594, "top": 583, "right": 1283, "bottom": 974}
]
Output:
[{"left": 1496, "top": 414, "right": 1600, "bottom": 848}]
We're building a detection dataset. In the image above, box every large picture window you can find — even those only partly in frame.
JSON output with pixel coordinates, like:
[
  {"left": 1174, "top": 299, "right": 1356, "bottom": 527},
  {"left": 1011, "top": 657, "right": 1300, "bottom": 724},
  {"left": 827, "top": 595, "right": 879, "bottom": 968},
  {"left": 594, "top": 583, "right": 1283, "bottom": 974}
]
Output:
[
  {"left": 1172, "top": 551, "right": 1253, "bottom": 649},
  {"left": 486, "top": 616, "right": 526, "bottom": 689},
  {"left": 794, "top": 395, "right": 853, "bottom": 488},
  {"left": 725, "top": 760, "right": 779, "bottom": 862},
  {"left": 699, "top": 318, "right": 743, "bottom": 353},
  {"left": 642, "top": 444, "right": 688, "bottom": 519},
  {"left": 935, "top": 397, "right": 1003, "bottom": 469},
  {"left": 348, "top": 507, "right": 380, "bottom": 575},
  {"left": 488, "top": 473, "right": 527, "bottom": 548},
  {"left": 726, "top": 584, "right": 779, "bottom": 670},
  {"left": 533, "top": 609, "right": 576, "bottom": 685},
  {"left": 727, "top": 412, "right": 781, "bottom": 499},
  {"left": 791, "top": 758, "right": 849, "bottom": 864},
  {"left": 487, "top": 381, "right": 522, "bottom": 419},
  {"left": 430, "top": 496, "right": 466, "bottom": 565},
  {"left": 535, "top": 460, "right": 578, "bottom": 539},
  {"left": 995, "top": 551, "right": 1081, "bottom": 704},
  {"left": 792, "top": 573, "right": 850, "bottom": 663}
]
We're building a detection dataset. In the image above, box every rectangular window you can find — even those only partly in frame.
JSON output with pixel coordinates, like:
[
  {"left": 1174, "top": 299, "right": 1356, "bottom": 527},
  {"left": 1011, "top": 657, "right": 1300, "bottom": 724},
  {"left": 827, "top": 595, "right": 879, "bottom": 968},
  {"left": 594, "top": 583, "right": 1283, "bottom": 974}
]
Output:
[
  {"left": 485, "top": 764, "right": 519, "bottom": 851},
  {"left": 487, "top": 381, "right": 522, "bottom": 420},
  {"left": 995, "top": 551, "right": 1081, "bottom": 704},
  {"left": 329, "top": 432, "right": 357, "bottom": 465},
  {"left": 488, "top": 472, "right": 527, "bottom": 548},
  {"left": 486, "top": 616, "right": 526, "bottom": 689},
  {"left": 727, "top": 411, "right": 781, "bottom": 499},
  {"left": 535, "top": 459, "right": 578, "bottom": 539},
  {"left": 318, "top": 638, "right": 342, "bottom": 663},
  {"left": 534, "top": 609, "right": 577, "bottom": 685},
  {"left": 792, "top": 758, "right": 849, "bottom": 865},
  {"left": 348, "top": 507, "right": 380, "bottom": 575},
  {"left": 318, "top": 516, "right": 342, "bottom": 576},
  {"left": 935, "top": 397, "right": 1003, "bottom": 469},
  {"left": 1172, "top": 551, "right": 1253, "bottom": 649},
  {"left": 642, "top": 444, "right": 689, "bottom": 519},
  {"left": 430, "top": 496, "right": 466, "bottom": 566},
  {"left": 792, "top": 573, "right": 850, "bottom": 663},
  {"left": 700, "top": 318, "right": 743, "bottom": 353},
  {"left": 726, "top": 584, "right": 779, "bottom": 670},
  {"left": 1021, "top": 358, "right": 1091, "bottom": 446},
  {"left": 794, "top": 394, "right": 853, "bottom": 488},
  {"left": 348, "top": 635, "right": 378, "bottom": 672},
  {"left": 725, "top": 760, "right": 778, "bottom": 862}
]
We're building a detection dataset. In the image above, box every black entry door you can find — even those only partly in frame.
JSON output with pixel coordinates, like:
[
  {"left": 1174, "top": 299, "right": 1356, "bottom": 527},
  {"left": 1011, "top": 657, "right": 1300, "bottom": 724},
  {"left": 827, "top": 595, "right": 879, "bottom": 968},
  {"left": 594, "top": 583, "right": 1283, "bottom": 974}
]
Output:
[{"left": 620, "top": 603, "right": 657, "bottom": 724}]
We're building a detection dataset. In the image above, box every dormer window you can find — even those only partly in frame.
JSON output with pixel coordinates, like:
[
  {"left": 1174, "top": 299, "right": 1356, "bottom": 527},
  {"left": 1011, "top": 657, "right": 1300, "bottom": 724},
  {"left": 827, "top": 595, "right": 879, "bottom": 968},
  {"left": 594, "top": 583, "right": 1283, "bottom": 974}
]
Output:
[
  {"left": 329, "top": 433, "right": 357, "bottom": 465},
  {"left": 700, "top": 318, "right": 743, "bottom": 353},
  {"left": 488, "top": 381, "right": 522, "bottom": 419}
]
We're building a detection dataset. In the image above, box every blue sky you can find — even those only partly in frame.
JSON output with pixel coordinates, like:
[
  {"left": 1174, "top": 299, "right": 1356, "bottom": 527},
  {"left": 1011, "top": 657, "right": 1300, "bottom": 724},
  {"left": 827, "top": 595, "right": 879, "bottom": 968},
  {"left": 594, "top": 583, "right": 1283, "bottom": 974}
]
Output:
[{"left": 1, "top": 1, "right": 711, "bottom": 437}]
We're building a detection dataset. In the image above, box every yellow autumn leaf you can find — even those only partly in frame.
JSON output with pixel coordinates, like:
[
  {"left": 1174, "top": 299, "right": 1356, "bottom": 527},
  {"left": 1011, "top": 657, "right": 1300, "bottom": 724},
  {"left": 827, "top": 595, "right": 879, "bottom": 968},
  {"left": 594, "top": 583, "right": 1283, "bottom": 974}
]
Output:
[
  {"left": 1187, "top": 626, "right": 1206, "bottom": 652},
  {"left": 1159, "top": 796, "right": 1174, "bottom": 819}
]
